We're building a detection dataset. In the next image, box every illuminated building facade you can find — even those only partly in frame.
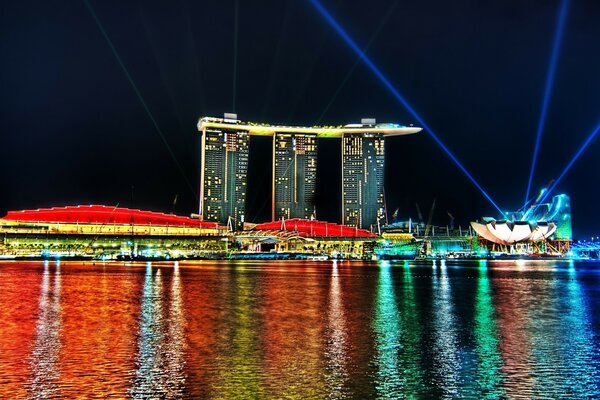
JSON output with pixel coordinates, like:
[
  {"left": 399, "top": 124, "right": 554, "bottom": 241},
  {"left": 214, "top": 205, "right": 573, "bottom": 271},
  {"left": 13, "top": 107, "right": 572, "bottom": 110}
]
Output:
[
  {"left": 200, "top": 128, "right": 249, "bottom": 229},
  {"left": 198, "top": 116, "right": 421, "bottom": 229},
  {"left": 273, "top": 133, "right": 317, "bottom": 220},
  {"left": 470, "top": 193, "right": 573, "bottom": 246},
  {"left": 0, "top": 205, "right": 226, "bottom": 259},
  {"left": 342, "top": 133, "right": 385, "bottom": 230},
  {"left": 525, "top": 193, "right": 572, "bottom": 240}
]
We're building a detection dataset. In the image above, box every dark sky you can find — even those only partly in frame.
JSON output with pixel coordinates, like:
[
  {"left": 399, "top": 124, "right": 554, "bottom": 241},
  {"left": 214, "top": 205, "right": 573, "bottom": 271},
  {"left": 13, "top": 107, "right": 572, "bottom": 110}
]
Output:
[{"left": 1, "top": 0, "right": 599, "bottom": 238}]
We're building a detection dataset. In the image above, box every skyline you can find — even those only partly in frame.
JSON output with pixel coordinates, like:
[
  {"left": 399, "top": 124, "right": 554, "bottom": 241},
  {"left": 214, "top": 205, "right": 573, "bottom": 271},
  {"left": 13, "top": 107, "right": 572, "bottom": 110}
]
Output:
[{"left": 1, "top": 0, "right": 599, "bottom": 238}]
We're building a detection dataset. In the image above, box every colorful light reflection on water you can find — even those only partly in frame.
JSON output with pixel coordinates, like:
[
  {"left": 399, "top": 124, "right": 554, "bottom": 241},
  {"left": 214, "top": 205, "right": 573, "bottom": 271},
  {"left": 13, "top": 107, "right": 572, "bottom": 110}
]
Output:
[{"left": 1, "top": 259, "right": 600, "bottom": 398}]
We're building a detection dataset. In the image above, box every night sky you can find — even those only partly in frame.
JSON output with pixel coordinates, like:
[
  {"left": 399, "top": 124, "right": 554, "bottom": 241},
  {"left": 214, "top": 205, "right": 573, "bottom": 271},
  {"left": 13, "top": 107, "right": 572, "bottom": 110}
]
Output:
[{"left": 1, "top": 0, "right": 599, "bottom": 238}]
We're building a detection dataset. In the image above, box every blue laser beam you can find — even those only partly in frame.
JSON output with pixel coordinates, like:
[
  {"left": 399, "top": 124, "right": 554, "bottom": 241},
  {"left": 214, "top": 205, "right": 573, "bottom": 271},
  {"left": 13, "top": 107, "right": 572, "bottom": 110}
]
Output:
[
  {"left": 308, "top": 0, "right": 504, "bottom": 216},
  {"left": 524, "top": 0, "right": 570, "bottom": 208},
  {"left": 232, "top": 0, "right": 239, "bottom": 112},
  {"left": 538, "top": 121, "right": 600, "bottom": 205},
  {"left": 316, "top": 1, "right": 399, "bottom": 124}
]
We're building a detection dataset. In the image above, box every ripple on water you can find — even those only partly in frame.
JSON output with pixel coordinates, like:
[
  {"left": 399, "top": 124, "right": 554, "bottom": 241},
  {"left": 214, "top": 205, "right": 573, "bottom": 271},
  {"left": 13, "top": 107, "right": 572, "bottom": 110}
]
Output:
[{"left": 0, "top": 260, "right": 598, "bottom": 398}]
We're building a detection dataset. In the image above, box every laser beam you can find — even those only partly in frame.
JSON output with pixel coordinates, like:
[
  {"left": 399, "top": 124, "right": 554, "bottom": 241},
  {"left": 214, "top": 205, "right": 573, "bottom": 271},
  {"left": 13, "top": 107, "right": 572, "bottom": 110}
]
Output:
[
  {"left": 316, "top": 0, "right": 399, "bottom": 124},
  {"left": 84, "top": 0, "right": 198, "bottom": 200},
  {"left": 232, "top": 0, "right": 239, "bottom": 112},
  {"left": 524, "top": 0, "right": 570, "bottom": 208},
  {"left": 308, "top": 0, "right": 504, "bottom": 216},
  {"left": 538, "top": 121, "right": 600, "bottom": 205}
]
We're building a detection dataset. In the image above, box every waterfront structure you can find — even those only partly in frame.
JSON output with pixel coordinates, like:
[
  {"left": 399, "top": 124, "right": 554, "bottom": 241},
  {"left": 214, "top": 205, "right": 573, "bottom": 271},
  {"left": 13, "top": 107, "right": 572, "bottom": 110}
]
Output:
[
  {"left": 198, "top": 116, "right": 421, "bottom": 229},
  {"left": 470, "top": 220, "right": 558, "bottom": 245},
  {"left": 273, "top": 133, "right": 317, "bottom": 220},
  {"left": 0, "top": 205, "right": 227, "bottom": 259},
  {"left": 238, "top": 218, "right": 378, "bottom": 258},
  {"left": 470, "top": 193, "right": 572, "bottom": 252},
  {"left": 200, "top": 127, "right": 249, "bottom": 229},
  {"left": 342, "top": 132, "right": 385, "bottom": 230}
]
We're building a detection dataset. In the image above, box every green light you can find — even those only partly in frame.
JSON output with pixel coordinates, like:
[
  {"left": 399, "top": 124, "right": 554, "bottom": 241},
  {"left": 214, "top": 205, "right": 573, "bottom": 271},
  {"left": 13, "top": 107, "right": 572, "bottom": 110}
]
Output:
[
  {"left": 372, "top": 262, "right": 424, "bottom": 397},
  {"left": 473, "top": 268, "right": 505, "bottom": 398},
  {"left": 373, "top": 263, "right": 402, "bottom": 395}
]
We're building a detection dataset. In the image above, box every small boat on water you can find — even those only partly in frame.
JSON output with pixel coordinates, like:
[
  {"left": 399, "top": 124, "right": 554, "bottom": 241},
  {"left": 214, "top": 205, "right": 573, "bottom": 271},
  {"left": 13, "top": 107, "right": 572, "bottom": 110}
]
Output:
[{"left": 305, "top": 254, "right": 328, "bottom": 261}]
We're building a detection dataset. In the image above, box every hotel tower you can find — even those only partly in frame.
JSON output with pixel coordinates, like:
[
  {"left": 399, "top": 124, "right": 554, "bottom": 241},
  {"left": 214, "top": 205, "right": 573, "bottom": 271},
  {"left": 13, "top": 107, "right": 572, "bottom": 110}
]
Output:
[{"left": 198, "top": 115, "right": 420, "bottom": 231}]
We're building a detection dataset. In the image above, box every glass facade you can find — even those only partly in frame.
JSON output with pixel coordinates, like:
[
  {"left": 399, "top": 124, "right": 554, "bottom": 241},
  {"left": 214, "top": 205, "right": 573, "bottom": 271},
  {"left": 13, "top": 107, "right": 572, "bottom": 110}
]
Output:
[
  {"left": 201, "top": 129, "right": 249, "bottom": 229},
  {"left": 273, "top": 133, "right": 317, "bottom": 220},
  {"left": 342, "top": 133, "right": 385, "bottom": 231}
]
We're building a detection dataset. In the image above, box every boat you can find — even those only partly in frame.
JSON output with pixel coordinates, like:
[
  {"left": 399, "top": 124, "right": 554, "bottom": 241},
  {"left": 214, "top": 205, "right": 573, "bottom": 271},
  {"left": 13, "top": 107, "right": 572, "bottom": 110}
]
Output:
[{"left": 305, "top": 254, "right": 328, "bottom": 261}]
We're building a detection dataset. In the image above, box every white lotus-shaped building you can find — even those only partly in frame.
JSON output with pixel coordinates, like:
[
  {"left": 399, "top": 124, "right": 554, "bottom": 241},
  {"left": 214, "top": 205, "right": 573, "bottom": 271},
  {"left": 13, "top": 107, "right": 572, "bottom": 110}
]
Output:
[{"left": 470, "top": 220, "right": 557, "bottom": 245}]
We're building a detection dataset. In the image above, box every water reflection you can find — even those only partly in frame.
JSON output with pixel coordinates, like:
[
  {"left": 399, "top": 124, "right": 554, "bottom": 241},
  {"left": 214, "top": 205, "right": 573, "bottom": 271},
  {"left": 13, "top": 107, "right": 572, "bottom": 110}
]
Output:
[
  {"left": 165, "top": 263, "right": 186, "bottom": 395},
  {"left": 28, "top": 261, "right": 62, "bottom": 399},
  {"left": 473, "top": 261, "right": 505, "bottom": 398},
  {"left": 430, "top": 260, "right": 460, "bottom": 398},
  {"left": 131, "top": 263, "right": 186, "bottom": 398},
  {"left": 0, "top": 260, "right": 599, "bottom": 398},
  {"left": 216, "top": 266, "right": 264, "bottom": 398},
  {"left": 557, "top": 265, "right": 600, "bottom": 396},
  {"left": 398, "top": 263, "right": 424, "bottom": 395},
  {"left": 372, "top": 261, "right": 402, "bottom": 396},
  {"left": 493, "top": 261, "right": 598, "bottom": 397},
  {"left": 494, "top": 263, "right": 535, "bottom": 396},
  {"left": 325, "top": 260, "right": 348, "bottom": 398},
  {"left": 131, "top": 264, "right": 165, "bottom": 397},
  {"left": 526, "top": 264, "right": 568, "bottom": 397},
  {"left": 0, "top": 262, "right": 41, "bottom": 397},
  {"left": 261, "top": 262, "right": 328, "bottom": 398}
]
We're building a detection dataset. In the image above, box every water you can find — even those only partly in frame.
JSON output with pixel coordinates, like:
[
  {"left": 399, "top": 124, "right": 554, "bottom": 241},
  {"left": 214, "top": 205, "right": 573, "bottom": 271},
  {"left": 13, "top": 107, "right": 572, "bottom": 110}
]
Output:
[{"left": 1, "top": 259, "right": 599, "bottom": 399}]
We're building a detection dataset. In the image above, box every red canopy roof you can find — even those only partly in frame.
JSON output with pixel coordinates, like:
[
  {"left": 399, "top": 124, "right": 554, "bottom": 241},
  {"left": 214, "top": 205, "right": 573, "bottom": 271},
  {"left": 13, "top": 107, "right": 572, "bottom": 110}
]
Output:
[
  {"left": 252, "top": 219, "right": 377, "bottom": 238},
  {"left": 2, "top": 205, "right": 222, "bottom": 228}
]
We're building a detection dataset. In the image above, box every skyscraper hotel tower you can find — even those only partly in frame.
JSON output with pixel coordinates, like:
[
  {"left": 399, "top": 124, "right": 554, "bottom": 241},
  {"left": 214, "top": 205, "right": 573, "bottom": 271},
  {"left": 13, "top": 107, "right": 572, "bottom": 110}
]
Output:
[
  {"left": 273, "top": 132, "right": 317, "bottom": 221},
  {"left": 198, "top": 115, "right": 421, "bottom": 231},
  {"left": 341, "top": 130, "right": 385, "bottom": 230}
]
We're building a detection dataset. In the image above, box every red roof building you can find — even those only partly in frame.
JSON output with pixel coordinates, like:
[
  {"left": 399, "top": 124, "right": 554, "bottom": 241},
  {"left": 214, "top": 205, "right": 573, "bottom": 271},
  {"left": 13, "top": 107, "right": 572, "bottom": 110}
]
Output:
[
  {"left": 2, "top": 205, "right": 222, "bottom": 229},
  {"left": 252, "top": 218, "right": 377, "bottom": 238}
]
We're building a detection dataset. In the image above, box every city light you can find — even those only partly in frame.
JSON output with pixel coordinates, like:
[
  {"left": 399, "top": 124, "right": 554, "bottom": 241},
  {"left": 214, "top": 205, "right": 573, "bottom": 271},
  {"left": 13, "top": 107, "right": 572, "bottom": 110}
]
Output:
[
  {"left": 308, "top": 0, "right": 505, "bottom": 216},
  {"left": 524, "top": 0, "right": 570, "bottom": 208}
]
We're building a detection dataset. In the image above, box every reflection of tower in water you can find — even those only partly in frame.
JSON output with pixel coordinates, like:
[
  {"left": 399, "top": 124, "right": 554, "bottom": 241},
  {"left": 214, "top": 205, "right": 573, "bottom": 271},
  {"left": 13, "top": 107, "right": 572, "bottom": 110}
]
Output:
[
  {"left": 324, "top": 260, "right": 348, "bottom": 396},
  {"left": 372, "top": 261, "right": 402, "bottom": 395},
  {"left": 371, "top": 261, "right": 424, "bottom": 396}
]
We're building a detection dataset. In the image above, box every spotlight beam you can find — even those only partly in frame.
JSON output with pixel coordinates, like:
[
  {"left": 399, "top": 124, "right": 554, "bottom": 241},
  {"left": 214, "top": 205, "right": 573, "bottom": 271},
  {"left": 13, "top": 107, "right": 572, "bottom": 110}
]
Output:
[
  {"left": 538, "top": 121, "right": 600, "bottom": 205},
  {"left": 84, "top": 0, "right": 198, "bottom": 200},
  {"left": 232, "top": 0, "right": 239, "bottom": 112},
  {"left": 316, "top": 0, "right": 399, "bottom": 124},
  {"left": 308, "top": 0, "right": 504, "bottom": 216},
  {"left": 524, "top": 0, "right": 570, "bottom": 208}
]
